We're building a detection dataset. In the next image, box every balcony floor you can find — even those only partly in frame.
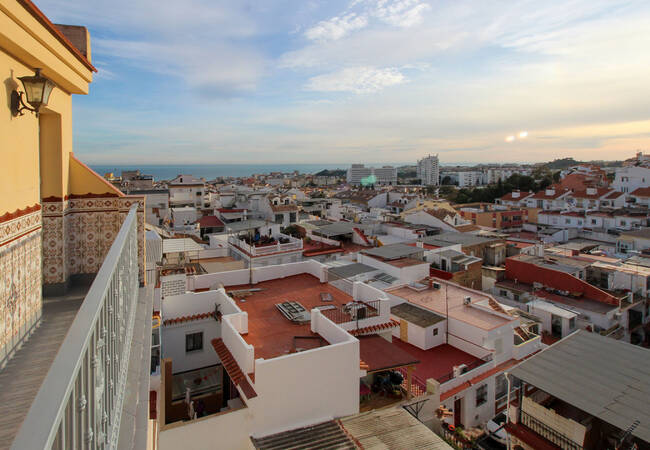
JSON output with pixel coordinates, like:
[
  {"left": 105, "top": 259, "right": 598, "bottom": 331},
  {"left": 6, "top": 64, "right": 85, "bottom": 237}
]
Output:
[{"left": 0, "top": 284, "right": 87, "bottom": 449}]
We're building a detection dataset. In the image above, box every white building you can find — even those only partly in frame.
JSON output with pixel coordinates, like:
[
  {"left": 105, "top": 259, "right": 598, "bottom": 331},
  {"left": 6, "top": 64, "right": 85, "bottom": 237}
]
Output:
[
  {"left": 169, "top": 174, "right": 206, "bottom": 208},
  {"left": 486, "top": 167, "right": 532, "bottom": 184},
  {"left": 417, "top": 154, "right": 440, "bottom": 186},
  {"left": 613, "top": 166, "right": 650, "bottom": 194},
  {"left": 346, "top": 164, "right": 397, "bottom": 186}
]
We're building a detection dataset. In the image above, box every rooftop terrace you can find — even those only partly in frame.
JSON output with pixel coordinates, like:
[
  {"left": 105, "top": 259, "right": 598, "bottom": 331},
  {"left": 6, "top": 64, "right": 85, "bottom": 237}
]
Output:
[
  {"left": 388, "top": 280, "right": 514, "bottom": 331},
  {"left": 229, "top": 274, "right": 356, "bottom": 360}
]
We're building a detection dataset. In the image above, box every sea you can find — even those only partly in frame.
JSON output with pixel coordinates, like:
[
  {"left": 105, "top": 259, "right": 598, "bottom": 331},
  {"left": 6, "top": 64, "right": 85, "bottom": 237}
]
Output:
[{"left": 89, "top": 163, "right": 408, "bottom": 181}]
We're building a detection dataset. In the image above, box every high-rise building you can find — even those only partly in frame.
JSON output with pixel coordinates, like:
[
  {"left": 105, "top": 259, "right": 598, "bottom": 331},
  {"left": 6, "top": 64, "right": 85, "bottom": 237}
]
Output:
[
  {"left": 346, "top": 164, "right": 397, "bottom": 185},
  {"left": 417, "top": 154, "right": 440, "bottom": 186}
]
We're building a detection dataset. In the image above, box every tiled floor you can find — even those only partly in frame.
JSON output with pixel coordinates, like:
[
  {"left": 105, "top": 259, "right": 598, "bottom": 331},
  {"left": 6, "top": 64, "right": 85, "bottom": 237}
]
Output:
[
  {"left": 0, "top": 285, "right": 87, "bottom": 449},
  {"left": 230, "top": 274, "right": 354, "bottom": 360},
  {"left": 391, "top": 339, "right": 482, "bottom": 382}
]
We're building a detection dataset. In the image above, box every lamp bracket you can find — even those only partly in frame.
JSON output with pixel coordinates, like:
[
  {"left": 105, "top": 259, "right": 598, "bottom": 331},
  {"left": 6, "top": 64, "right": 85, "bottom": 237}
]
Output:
[{"left": 10, "top": 91, "right": 36, "bottom": 117}]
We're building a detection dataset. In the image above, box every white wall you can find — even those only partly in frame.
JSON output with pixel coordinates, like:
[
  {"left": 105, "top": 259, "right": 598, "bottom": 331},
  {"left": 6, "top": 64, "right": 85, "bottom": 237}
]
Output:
[
  {"left": 391, "top": 318, "right": 446, "bottom": 350},
  {"left": 159, "top": 405, "right": 253, "bottom": 450},
  {"left": 162, "top": 318, "right": 221, "bottom": 374},
  {"left": 189, "top": 260, "right": 328, "bottom": 291}
]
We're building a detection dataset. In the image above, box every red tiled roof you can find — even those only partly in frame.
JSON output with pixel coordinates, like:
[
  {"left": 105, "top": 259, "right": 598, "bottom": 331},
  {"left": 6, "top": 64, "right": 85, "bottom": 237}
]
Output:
[
  {"left": 211, "top": 338, "right": 257, "bottom": 399},
  {"left": 198, "top": 215, "right": 224, "bottom": 228},
  {"left": 440, "top": 358, "right": 521, "bottom": 401},
  {"left": 358, "top": 335, "right": 419, "bottom": 373},
  {"left": 217, "top": 208, "right": 246, "bottom": 213},
  {"left": 531, "top": 186, "right": 570, "bottom": 200},
  {"left": 570, "top": 188, "right": 614, "bottom": 199},
  {"left": 631, "top": 187, "right": 650, "bottom": 197},
  {"left": 348, "top": 320, "right": 399, "bottom": 336},
  {"left": 163, "top": 311, "right": 214, "bottom": 326},
  {"left": 505, "top": 256, "right": 619, "bottom": 306},
  {"left": 504, "top": 422, "right": 561, "bottom": 450},
  {"left": 271, "top": 204, "right": 298, "bottom": 212},
  {"left": 499, "top": 191, "right": 534, "bottom": 202}
]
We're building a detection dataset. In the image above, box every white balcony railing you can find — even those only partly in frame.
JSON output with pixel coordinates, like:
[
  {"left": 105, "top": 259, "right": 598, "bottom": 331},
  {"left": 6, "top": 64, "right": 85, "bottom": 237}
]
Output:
[
  {"left": 229, "top": 233, "right": 303, "bottom": 257},
  {"left": 12, "top": 205, "right": 140, "bottom": 450}
]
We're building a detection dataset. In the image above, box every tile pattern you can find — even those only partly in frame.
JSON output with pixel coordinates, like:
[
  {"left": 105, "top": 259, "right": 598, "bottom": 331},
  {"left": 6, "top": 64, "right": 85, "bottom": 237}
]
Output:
[
  {"left": 42, "top": 196, "right": 145, "bottom": 285},
  {"left": 0, "top": 209, "right": 42, "bottom": 363}
]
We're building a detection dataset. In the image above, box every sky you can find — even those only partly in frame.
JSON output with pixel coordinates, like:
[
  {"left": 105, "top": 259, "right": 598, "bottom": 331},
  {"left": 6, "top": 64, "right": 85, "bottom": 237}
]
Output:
[{"left": 39, "top": 0, "right": 650, "bottom": 165}]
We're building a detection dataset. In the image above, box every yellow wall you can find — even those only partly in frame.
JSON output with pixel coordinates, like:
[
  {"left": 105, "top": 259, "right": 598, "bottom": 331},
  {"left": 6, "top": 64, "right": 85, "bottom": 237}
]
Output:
[
  {"left": 69, "top": 155, "right": 123, "bottom": 196},
  {"left": 0, "top": 49, "right": 40, "bottom": 214},
  {"left": 0, "top": 1, "right": 93, "bottom": 214}
]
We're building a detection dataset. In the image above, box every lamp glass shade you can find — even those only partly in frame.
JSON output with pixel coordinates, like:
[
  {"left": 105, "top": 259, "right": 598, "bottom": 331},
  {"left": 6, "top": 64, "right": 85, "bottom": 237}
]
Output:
[{"left": 19, "top": 69, "right": 56, "bottom": 109}]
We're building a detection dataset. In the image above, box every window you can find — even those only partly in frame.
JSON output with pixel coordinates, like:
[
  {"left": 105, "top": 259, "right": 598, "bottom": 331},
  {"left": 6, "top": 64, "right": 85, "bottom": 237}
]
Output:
[
  {"left": 476, "top": 384, "right": 488, "bottom": 406},
  {"left": 433, "top": 328, "right": 438, "bottom": 336},
  {"left": 499, "top": 290, "right": 508, "bottom": 297},
  {"left": 514, "top": 294, "right": 520, "bottom": 302},
  {"left": 186, "top": 332, "right": 203, "bottom": 353},
  {"left": 569, "top": 317, "right": 576, "bottom": 329}
]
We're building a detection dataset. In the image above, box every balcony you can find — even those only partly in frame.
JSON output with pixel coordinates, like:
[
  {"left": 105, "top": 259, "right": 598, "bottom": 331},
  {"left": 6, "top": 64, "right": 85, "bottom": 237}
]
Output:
[
  {"left": 228, "top": 233, "right": 303, "bottom": 257},
  {"left": 10, "top": 205, "right": 152, "bottom": 449},
  {"left": 518, "top": 410, "right": 583, "bottom": 450}
]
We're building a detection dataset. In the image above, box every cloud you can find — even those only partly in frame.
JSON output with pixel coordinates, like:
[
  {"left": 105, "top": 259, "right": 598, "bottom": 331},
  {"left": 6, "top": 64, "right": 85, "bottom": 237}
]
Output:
[
  {"left": 305, "top": 66, "right": 406, "bottom": 93},
  {"left": 372, "top": 0, "right": 431, "bottom": 27},
  {"left": 305, "top": 13, "right": 368, "bottom": 41},
  {"left": 38, "top": 0, "right": 266, "bottom": 96}
]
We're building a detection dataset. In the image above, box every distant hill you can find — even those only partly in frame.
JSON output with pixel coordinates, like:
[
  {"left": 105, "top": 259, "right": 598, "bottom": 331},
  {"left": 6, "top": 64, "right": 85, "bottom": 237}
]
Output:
[
  {"left": 544, "top": 157, "right": 623, "bottom": 170},
  {"left": 314, "top": 169, "right": 346, "bottom": 177}
]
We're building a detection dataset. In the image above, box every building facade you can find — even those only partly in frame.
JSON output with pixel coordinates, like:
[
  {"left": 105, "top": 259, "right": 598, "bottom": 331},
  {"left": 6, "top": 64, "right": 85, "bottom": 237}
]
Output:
[{"left": 417, "top": 154, "right": 440, "bottom": 186}]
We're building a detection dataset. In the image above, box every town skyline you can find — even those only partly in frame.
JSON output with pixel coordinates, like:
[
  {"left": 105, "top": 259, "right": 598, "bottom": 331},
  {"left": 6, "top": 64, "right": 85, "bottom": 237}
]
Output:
[{"left": 35, "top": 0, "right": 650, "bottom": 165}]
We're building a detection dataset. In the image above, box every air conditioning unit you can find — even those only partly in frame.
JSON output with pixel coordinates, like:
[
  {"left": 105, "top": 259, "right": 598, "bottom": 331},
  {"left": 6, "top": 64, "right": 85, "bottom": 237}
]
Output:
[
  {"left": 453, "top": 364, "right": 468, "bottom": 377},
  {"left": 614, "top": 312, "right": 622, "bottom": 320},
  {"left": 433, "top": 282, "right": 441, "bottom": 290},
  {"left": 463, "top": 296, "right": 471, "bottom": 305}
]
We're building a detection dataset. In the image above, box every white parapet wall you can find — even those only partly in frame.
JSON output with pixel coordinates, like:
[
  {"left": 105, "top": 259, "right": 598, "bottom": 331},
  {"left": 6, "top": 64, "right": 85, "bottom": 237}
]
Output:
[{"left": 189, "top": 260, "right": 328, "bottom": 291}]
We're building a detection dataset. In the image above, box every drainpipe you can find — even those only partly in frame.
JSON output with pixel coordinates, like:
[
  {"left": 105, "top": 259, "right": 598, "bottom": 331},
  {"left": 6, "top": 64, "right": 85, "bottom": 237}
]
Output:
[{"left": 505, "top": 371, "right": 512, "bottom": 450}]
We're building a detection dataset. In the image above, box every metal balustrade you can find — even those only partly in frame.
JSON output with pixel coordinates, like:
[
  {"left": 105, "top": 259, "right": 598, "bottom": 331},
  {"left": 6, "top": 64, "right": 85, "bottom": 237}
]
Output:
[
  {"left": 320, "top": 300, "right": 381, "bottom": 325},
  {"left": 12, "top": 205, "right": 141, "bottom": 450},
  {"left": 520, "top": 410, "right": 583, "bottom": 450}
]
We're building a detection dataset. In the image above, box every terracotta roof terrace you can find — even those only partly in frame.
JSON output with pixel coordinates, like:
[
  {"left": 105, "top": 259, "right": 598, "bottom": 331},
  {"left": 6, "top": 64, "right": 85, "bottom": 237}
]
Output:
[
  {"left": 388, "top": 281, "right": 514, "bottom": 331},
  {"left": 228, "top": 274, "right": 356, "bottom": 360}
]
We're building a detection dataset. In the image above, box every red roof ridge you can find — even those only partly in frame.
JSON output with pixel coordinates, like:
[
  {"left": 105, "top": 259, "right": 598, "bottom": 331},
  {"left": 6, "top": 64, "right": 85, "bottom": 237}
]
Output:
[{"left": 211, "top": 338, "right": 257, "bottom": 399}]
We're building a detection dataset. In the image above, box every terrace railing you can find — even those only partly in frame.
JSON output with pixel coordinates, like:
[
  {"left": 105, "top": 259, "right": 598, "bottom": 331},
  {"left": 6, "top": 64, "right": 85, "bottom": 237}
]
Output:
[
  {"left": 520, "top": 410, "right": 583, "bottom": 450},
  {"left": 12, "top": 205, "right": 140, "bottom": 450},
  {"left": 436, "top": 355, "right": 492, "bottom": 384},
  {"left": 320, "top": 300, "right": 381, "bottom": 325}
]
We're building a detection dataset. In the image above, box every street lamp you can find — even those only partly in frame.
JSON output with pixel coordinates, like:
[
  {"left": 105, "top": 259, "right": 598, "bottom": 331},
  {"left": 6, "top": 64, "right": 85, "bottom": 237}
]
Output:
[{"left": 10, "top": 68, "right": 56, "bottom": 117}]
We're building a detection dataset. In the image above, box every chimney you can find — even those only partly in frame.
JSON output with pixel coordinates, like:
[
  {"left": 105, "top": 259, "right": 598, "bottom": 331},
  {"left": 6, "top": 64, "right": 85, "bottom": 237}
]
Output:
[
  {"left": 586, "top": 187, "right": 597, "bottom": 195},
  {"left": 512, "top": 191, "right": 520, "bottom": 199},
  {"left": 545, "top": 187, "right": 555, "bottom": 196}
]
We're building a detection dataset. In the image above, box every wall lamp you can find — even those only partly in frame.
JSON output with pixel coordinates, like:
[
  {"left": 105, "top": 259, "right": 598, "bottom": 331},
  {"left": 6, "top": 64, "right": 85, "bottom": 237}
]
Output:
[{"left": 11, "top": 68, "right": 56, "bottom": 117}]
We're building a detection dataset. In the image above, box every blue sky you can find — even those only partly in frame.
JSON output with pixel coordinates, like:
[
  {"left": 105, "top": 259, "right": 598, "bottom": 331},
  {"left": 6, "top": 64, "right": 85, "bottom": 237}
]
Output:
[{"left": 39, "top": 0, "right": 650, "bottom": 164}]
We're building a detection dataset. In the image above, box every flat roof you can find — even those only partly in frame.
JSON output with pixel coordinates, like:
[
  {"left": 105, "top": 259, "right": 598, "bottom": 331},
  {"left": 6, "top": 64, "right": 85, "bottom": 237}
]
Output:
[
  {"left": 229, "top": 274, "right": 355, "bottom": 360},
  {"left": 391, "top": 302, "right": 446, "bottom": 328},
  {"left": 162, "top": 238, "right": 204, "bottom": 254},
  {"left": 358, "top": 335, "right": 419, "bottom": 373},
  {"left": 328, "top": 263, "right": 377, "bottom": 279},
  {"left": 315, "top": 221, "right": 373, "bottom": 237},
  {"left": 388, "top": 281, "right": 514, "bottom": 331},
  {"left": 422, "top": 231, "right": 498, "bottom": 247},
  {"left": 361, "top": 243, "right": 424, "bottom": 260},
  {"left": 391, "top": 339, "right": 485, "bottom": 383},
  {"left": 511, "top": 330, "right": 650, "bottom": 443},
  {"left": 225, "top": 219, "right": 270, "bottom": 232}
]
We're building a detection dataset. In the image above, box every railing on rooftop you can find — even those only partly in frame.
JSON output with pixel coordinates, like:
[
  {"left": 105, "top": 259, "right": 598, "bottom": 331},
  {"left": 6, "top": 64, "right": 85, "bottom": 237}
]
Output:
[
  {"left": 436, "top": 355, "right": 492, "bottom": 384},
  {"left": 520, "top": 410, "right": 584, "bottom": 450},
  {"left": 12, "top": 205, "right": 140, "bottom": 450},
  {"left": 228, "top": 233, "right": 302, "bottom": 257},
  {"left": 320, "top": 300, "right": 381, "bottom": 326}
]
